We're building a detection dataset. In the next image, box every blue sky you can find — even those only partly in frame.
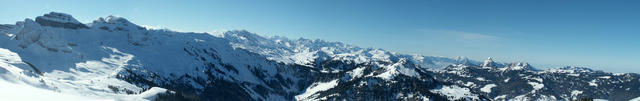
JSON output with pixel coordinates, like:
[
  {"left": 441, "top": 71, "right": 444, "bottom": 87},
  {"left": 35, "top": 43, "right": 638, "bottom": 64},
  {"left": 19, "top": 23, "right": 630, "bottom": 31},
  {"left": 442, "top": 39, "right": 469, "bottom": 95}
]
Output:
[{"left": 1, "top": 0, "right": 639, "bottom": 73}]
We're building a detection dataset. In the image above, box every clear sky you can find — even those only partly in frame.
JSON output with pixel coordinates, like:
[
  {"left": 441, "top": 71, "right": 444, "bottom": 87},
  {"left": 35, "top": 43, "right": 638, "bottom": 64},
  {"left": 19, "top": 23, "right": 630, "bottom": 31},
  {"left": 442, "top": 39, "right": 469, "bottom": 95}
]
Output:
[{"left": 1, "top": 0, "right": 639, "bottom": 73}]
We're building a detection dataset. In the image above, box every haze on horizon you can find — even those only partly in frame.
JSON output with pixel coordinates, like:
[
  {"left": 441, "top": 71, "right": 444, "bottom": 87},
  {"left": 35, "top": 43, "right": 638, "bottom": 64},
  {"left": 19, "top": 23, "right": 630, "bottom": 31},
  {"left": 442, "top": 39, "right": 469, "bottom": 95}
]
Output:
[{"left": 1, "top": 0, "right": 639, "bottom": 73}]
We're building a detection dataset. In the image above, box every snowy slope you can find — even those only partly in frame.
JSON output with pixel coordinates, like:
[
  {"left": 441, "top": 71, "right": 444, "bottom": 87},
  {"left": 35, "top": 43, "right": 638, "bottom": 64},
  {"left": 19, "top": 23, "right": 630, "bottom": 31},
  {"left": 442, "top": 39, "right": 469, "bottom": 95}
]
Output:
[
  {"left": 0, "top": 78, "right": 94, "bottom": 101},
  {"left": 0, "top": 48, "right": 168, "bottom": 101}
]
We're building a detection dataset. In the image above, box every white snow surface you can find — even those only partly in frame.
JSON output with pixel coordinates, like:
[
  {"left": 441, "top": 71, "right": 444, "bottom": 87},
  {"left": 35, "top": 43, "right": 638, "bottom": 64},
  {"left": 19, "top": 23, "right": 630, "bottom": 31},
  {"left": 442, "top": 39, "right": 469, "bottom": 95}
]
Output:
[
  {"left": 295, "top": 79, "right": 340, "bottom": 101},
  {"left": 476, "top": 77, "right": 486, "bottom": 81},
  {"left": 631, "top": 96, "right": 640, "bottom": 101},
  {"left": 511, "top": 95, "right": 529, "bottom": 101},
  {"left": 589, "top": 79, "right": 598, "bottom": 87},
  {"left": 348, "top": 67, "right": 366, "bottom": 79},
  {"left": 543, "top": 67, "right": 593, "bottom": 74},
  {"left": 571, "top": 90, "right": 583, "bottom": 98},
  {"left": 568, "top": 73, "right": 580, "bottom": 76},
  {"left": 430, "top": 85, "right": 479, "bottom": 100},
  {"left": 599, "top": 76, "right": 611, "bottom": 79},
  {"left": 464, "top": 82, "right": 476, "bottom": 87},
  {"left": 494, "top": 95, "right": 507, "bottom": 100},
  {"left": 480, "top": 84, "right": 497, "bottom": 93},
  {"left": 374, "top": 58, "right": 421, "bottom": 80},
  {"left": 0, "top": 78, "right": 98, "bottom": 101},
  {"left": 528, "top": 82, "right": 544, "bottom": 93},
  {"left": 0, "top": 48, "right": 167, "bottom": 101}
]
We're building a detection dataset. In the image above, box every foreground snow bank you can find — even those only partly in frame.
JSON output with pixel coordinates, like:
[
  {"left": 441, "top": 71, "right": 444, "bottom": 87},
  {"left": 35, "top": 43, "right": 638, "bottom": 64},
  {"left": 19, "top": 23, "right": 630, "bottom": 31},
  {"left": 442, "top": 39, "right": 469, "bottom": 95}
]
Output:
[
  {"left": 631, "top": 96, "right": 640, "bottom": 101},
  {"left": 0, "top": 48, "right": 168, "bottom": 101},
  {"left": 0, "top": 78, "right": 100, "bottom": 101},
  {"left": 0, "top": 78, "right": 168, "bottom": 101}
]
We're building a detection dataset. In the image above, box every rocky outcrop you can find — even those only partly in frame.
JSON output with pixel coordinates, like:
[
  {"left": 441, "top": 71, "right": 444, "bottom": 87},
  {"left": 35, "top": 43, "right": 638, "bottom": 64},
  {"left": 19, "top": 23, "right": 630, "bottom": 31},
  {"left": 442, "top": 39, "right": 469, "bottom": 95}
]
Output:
[{"left": 35, "top": 12, "right": 88, "bottom": 29}]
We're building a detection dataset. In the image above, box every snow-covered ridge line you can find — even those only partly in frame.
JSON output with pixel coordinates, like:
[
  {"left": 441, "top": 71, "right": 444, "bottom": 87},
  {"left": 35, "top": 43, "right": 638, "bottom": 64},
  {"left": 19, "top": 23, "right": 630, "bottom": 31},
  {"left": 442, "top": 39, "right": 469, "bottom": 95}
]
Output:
[
  {"left": 220, "top": 30, "right": 475, "bottom": 70},
  {"left": 218, "top": 28, "right": 630, "bottom": 75}
]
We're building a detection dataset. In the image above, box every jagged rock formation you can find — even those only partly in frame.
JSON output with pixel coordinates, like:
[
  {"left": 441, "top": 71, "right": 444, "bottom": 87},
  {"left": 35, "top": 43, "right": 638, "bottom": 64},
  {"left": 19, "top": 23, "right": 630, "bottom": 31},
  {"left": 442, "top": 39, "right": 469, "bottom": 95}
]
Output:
[{"left": 35, "top": 12, "right": 88, "bottom": 29}]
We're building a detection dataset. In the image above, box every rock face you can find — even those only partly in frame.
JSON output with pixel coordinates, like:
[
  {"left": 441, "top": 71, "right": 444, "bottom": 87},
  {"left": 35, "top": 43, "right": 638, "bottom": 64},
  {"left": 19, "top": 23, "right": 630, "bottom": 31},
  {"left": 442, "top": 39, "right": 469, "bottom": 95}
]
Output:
[
  {"left": 35, "top": 12, "right": 88, "bottom": 29},
  {"left": 0, "top": 12, "right": 639, "bottom": 101}
]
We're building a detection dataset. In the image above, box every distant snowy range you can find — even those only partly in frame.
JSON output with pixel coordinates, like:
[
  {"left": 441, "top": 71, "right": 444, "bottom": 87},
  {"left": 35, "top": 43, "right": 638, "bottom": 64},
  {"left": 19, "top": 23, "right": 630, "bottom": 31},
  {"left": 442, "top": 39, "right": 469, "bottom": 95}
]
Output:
[{"left": 0, "top": 12, "right": 639, "bottom": 101}]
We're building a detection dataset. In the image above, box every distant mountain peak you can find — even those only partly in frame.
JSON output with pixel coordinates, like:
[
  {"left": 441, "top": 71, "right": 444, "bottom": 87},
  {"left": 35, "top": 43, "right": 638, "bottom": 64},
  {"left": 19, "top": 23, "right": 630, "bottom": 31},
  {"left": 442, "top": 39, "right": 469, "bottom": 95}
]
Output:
[
  {"left": 89, "top": 15, "right": 143, "bottom": 31},
  {"left": 453, "top": 56, "right": 475, "bottom": 65},
  {"left": 514, "top": 62, "right": 530, "bottom": 67},
  {"left": 105, "top": 15, "right": 136, "bottom": 25},
  {"left": 503, "top": 62, "right": 533, "bottom": 71},
  {"left": 481, "top": 57, "right": 497, "bottom": 67}
]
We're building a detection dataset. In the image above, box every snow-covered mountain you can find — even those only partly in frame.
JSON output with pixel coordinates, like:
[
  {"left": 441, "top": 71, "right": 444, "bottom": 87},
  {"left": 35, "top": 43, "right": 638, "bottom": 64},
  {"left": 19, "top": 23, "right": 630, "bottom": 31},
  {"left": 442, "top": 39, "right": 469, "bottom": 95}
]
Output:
[
  {"left": 0, "top": 12, "right": 638, "bottom": 101},
  {"left": 432, "top": 58, "right": 640, "bottom": 101}
]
